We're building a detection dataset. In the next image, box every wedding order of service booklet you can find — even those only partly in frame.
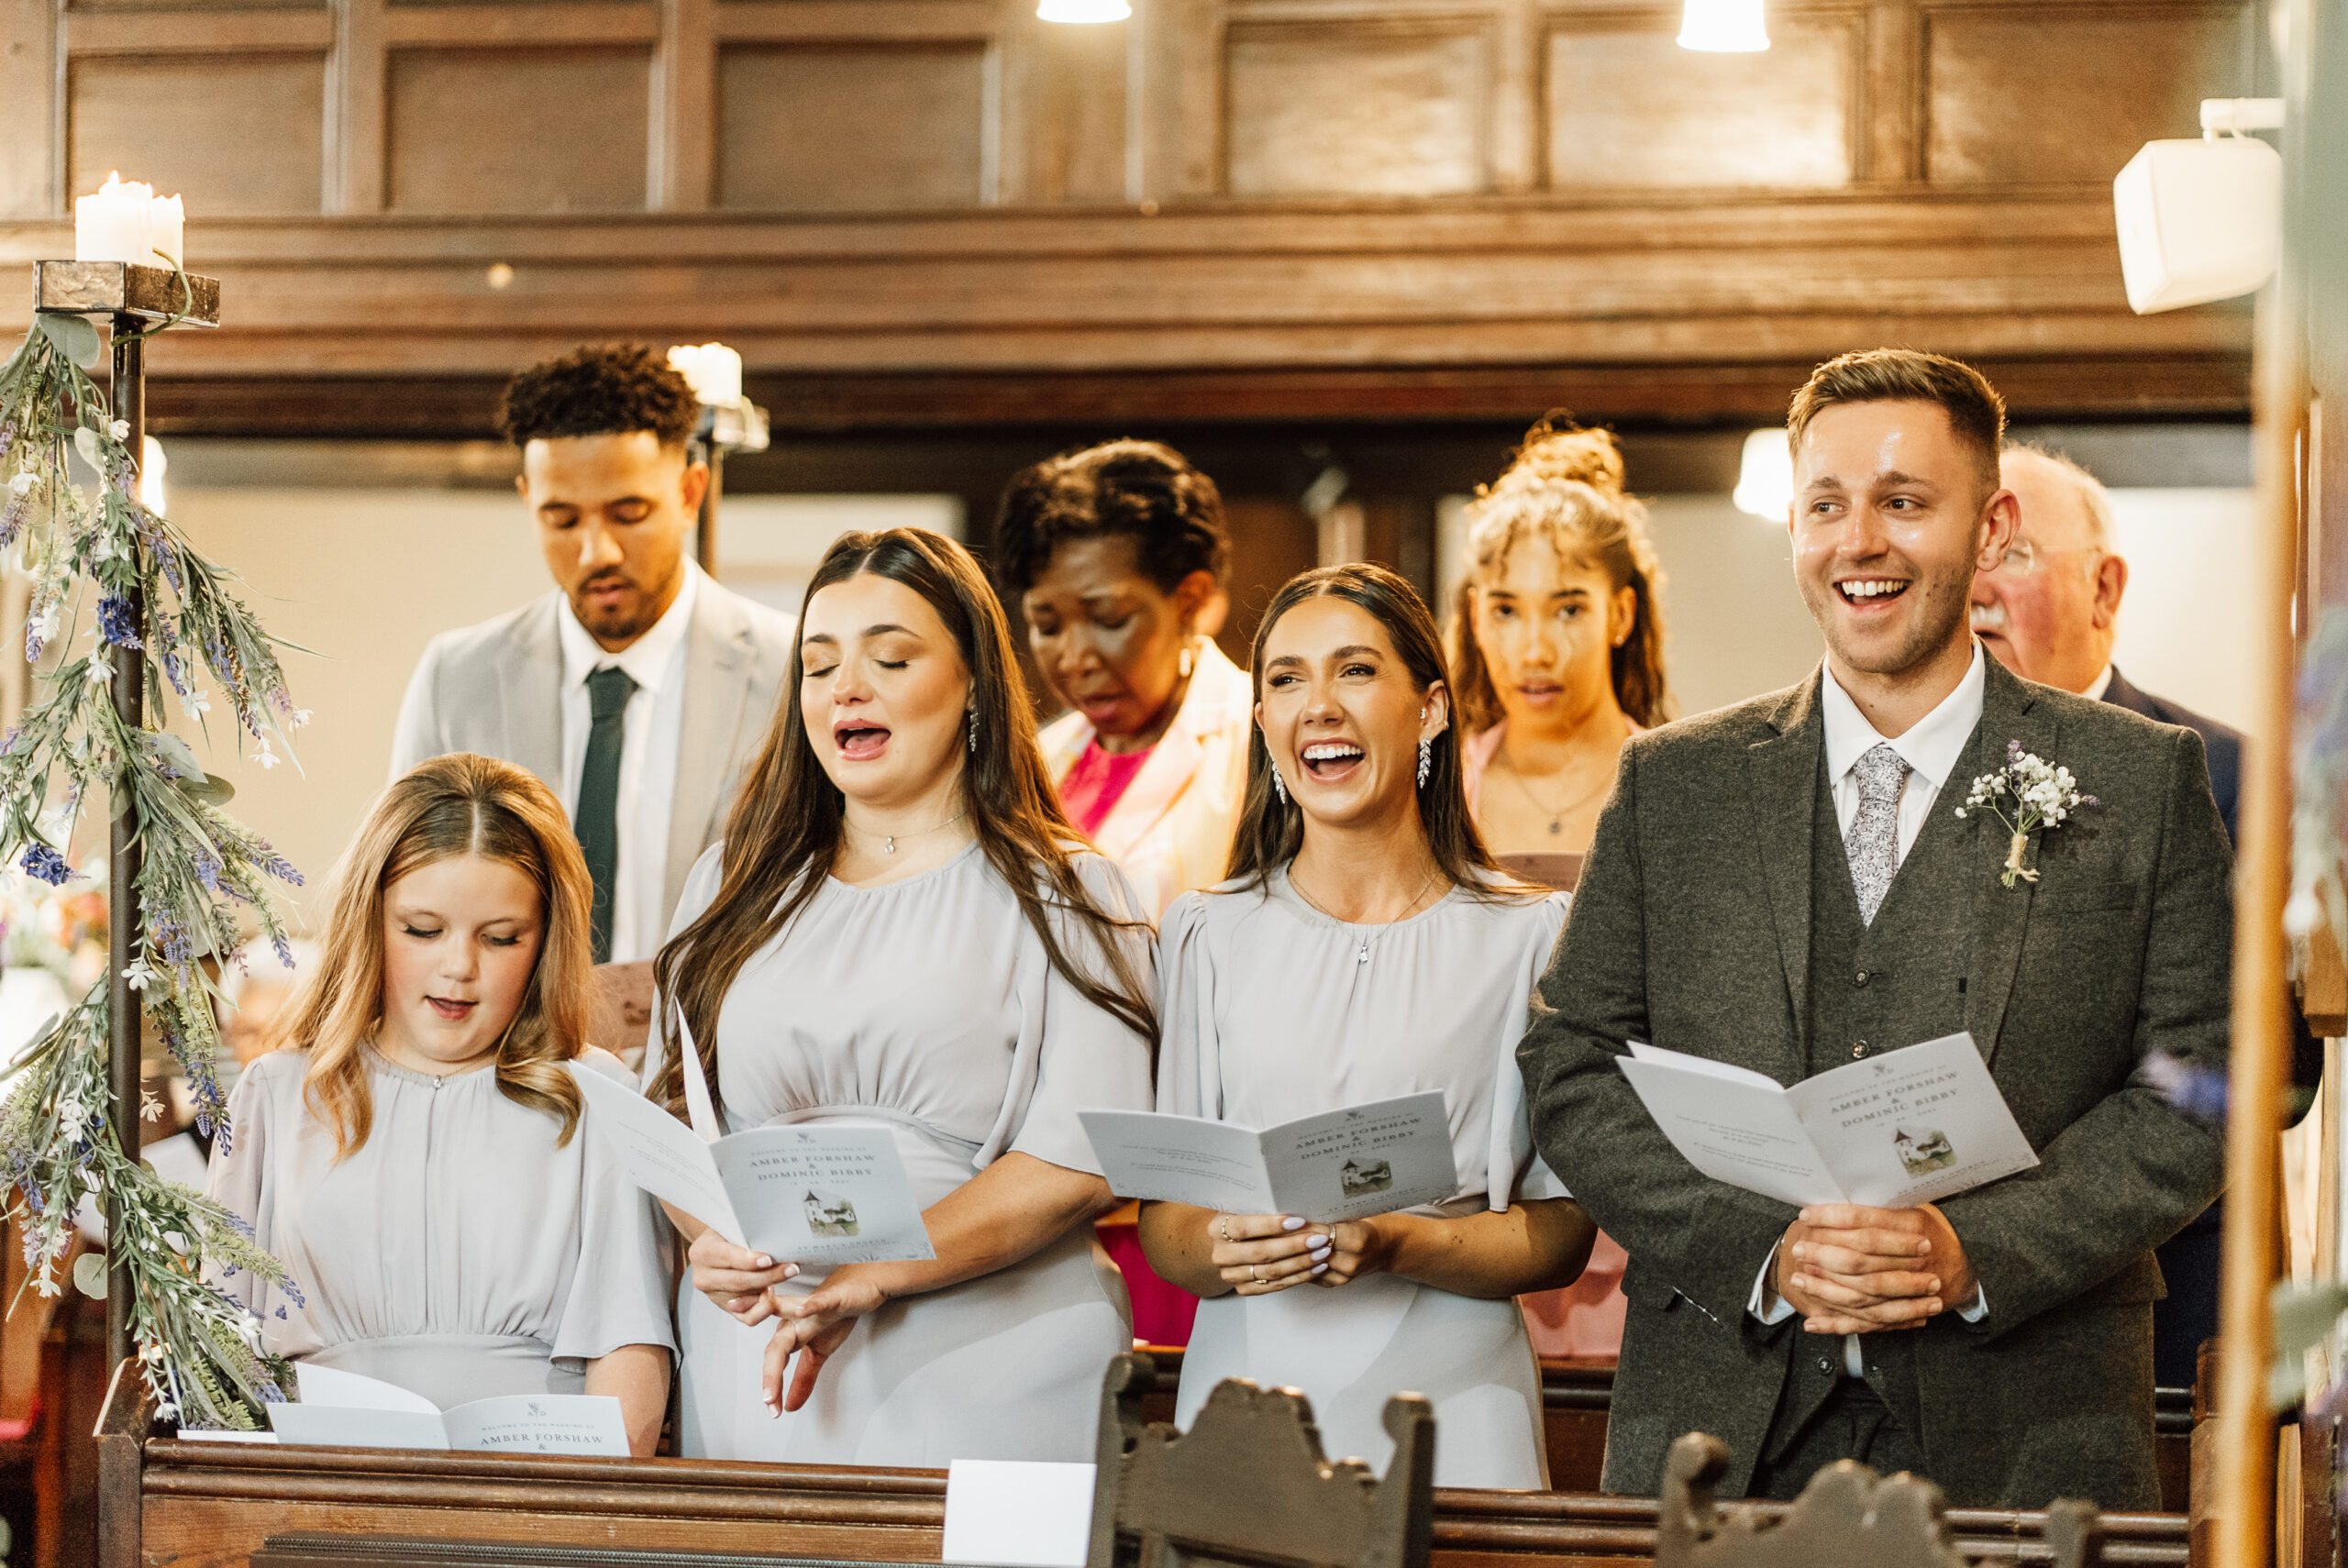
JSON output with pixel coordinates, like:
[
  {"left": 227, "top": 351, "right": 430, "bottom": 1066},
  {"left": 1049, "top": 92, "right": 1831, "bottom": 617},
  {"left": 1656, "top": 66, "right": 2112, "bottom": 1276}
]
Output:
[
  {"left": 568, "top": 1062, "right": 936, "bottom": 1267},
  {"left": 267, "top": 1365, "right": 631, "bottom": 1454},
  {"left": 1616, "top": 1032, "right": 2040, "bottom": 1209},
  {"left": 1078, "top": 1094, "right": 1459, "bottom": 1222}
]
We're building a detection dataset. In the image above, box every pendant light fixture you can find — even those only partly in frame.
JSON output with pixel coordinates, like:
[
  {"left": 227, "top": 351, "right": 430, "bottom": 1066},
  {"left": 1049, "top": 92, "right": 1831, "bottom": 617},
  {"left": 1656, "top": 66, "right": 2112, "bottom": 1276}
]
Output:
[
  {"left": 1733, "top": 429, "right": 1793, "bottom": 521},
  {"left": 1678, "top": 0, "right": 1768, "bottom": 52},
  {"left": 1037, "top": 0, "right": 1130, "bottom": 20}
]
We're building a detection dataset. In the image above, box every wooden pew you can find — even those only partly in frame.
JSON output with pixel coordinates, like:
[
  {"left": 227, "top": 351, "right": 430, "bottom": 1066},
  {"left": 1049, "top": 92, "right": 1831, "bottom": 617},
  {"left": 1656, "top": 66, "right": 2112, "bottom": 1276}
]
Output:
[{"left": 95, "top": 1362, "right": 2189, "bottom": 1568}]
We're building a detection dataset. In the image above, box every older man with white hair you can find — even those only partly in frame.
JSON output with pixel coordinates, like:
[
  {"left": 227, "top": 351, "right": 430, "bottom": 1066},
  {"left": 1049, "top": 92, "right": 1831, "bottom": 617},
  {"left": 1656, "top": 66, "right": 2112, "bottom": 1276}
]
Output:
[{"left": 1970, "top": 442, "right": 2317, "bottom": 1391}]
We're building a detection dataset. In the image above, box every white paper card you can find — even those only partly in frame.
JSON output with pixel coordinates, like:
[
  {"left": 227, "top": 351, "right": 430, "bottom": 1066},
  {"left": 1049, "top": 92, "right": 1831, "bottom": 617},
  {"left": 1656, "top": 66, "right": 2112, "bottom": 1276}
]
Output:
[
  {"left": 569, "top": 1063, "right": 936, "bottom": 1266},
  {"left": 267, "top": 1364, "right": 629, "bottom": 1454},
  {"left": 943, "top": 1460, "right": 1096, "bottom": 1568},
  {"left": 1080, "top": 1093, "right": 1456, "bottom": 1221},
  {"left": 1617, "top": 1032, "right": 2041, "bottom": 1209}
]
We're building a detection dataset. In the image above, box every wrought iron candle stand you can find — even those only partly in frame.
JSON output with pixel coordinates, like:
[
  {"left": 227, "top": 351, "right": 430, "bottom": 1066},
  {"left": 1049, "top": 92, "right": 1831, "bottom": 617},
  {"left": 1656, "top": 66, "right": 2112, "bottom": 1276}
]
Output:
[{"left": 29, "top": 259, "right": 220, "bottom": 1371}]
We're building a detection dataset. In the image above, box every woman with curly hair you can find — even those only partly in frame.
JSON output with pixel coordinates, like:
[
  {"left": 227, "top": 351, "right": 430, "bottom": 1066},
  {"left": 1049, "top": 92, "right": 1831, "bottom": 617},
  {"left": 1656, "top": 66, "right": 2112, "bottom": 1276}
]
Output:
[{"left": 206, "top": 754, "right": 673, "bottom": 1452}]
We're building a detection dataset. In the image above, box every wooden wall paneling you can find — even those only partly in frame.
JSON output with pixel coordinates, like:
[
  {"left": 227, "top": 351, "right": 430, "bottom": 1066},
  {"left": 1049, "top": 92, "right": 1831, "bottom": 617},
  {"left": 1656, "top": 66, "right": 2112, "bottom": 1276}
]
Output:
[
  {"left": 1489, "top": 0, "right": 1542, "bottom": 193},
  {"left": 63, "top": 9, "right": 334, "bottom": 56},
  {"left": 69, "top": 51, "right": 330, "bottom": 215},
  {"left": 1224, "top": 8, "right": 1494, "bottom": 197},
  {"left": 0, "top": 0, "right": 59, "bottom": 217},
  {"left": 1130, "top": 0, "right": 1224, "bottom": 198},
  {"left": 1855, "top": 0, "right": 1923, "bottom": 183},
  {"left": 1000, "top": 3, "right": 1131, "bottom": 206},
  {"left": 1545, "top": 7, "right": 1862, "bottom": 189},
  {"left": 327, "top": 0, "right": 389, "bottom": 213},
  {"left": 381, "top": 3, "right": 661, "bottom": 48},
  {"left": 1922, "top": 1, "right": 2260, "bottom": 184},
  {"left": 715, "top": 39, "right": 992, "bottom": 211},
  {"left": 385, "top": 47, "right": 652, "bottom": 212},
  {"left": 649, "top": 0, "right": 717, "bottom": 209}
]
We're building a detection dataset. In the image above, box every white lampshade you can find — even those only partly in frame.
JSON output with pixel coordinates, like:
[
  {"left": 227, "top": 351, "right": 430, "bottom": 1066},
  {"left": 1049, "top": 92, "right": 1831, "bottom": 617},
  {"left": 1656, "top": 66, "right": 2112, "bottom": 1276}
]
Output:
[
  {"left": 140, "top": 436, "right": 167, "bottom": 515},
  {"left": 667, "top": 343, "right": 744, "bottom": 407},
  {"left": 1733, "top": 429, "right": 1793, "bottom": 521},
  {"left": 2112, "top": 136, "right": 2282, "bottom": 314},
  {"left": 1038, "top": 0, "right": 1130, "bottom": 20},
  {"left": 1678, "top": 0, "right": 1768, "bottom": 51}
]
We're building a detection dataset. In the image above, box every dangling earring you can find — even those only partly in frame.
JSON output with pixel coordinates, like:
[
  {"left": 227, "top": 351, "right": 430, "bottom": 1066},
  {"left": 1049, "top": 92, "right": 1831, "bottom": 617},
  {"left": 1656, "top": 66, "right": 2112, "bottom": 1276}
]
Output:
[
  {"left": 1179, "top": 641, "right": 1195, "bottom": 679},
  {"left": 1272, "top": 768, "right": 1288, "bottom": 806},
  {"left": 967, "top": 708, "right": 978, "bottom": 753},
  {"left": 1417, "top": 737, "right": 1432, "bottom": 790}
]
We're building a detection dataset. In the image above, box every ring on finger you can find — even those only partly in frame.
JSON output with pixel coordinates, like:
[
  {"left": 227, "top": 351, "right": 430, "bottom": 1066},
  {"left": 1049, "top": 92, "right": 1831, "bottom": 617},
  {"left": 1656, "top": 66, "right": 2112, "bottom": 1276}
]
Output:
[
  {"left": 1250, "top": 1264, "right": 1261, "bottom": 1283},
  {"left": 1219, "top": 1216, "right": 1231, "bottom": 1243}
]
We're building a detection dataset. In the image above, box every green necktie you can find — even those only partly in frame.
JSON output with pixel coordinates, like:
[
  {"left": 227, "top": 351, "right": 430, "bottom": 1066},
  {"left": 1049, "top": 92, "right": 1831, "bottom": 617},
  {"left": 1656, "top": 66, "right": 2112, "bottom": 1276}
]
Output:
[{"left": 577, "top": 664, "right": 637, "bottom": 965}]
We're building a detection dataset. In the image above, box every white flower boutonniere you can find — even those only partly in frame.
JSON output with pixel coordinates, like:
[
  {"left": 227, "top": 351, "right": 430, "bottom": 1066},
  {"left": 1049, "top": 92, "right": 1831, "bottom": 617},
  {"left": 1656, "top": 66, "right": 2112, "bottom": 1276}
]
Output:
[{"left": 1955, "top": 740, "right": 2099, "bottom": 889}]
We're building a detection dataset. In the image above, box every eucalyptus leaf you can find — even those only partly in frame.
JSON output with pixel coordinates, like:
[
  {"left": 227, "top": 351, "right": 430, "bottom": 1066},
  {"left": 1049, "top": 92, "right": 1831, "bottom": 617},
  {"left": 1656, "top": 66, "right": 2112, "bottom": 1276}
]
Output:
[
  {"left": 178, "top": 772, "right": 235, "bottom": 806},
  {"left": 150, "top": 731, "right": 202, "bottom": 782},
  {"left": 72, "top": 1251, "right": 108, "bottom": 1300},
  {"left": 36, "top": 313, "right": 100, "bottom": 371},
  {"left": 2270, "top": 1278, "right": 2348, "bottom": 1356},
  {"left": 72, "top": 425, "right": 101, "bottom": 472}
]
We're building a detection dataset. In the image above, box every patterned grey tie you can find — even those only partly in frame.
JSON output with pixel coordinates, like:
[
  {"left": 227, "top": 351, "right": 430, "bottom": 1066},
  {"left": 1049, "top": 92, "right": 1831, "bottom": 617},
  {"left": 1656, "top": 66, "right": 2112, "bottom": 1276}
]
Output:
[{"left": 1844, "top": 743, "right": 1911, "bottom": 925}]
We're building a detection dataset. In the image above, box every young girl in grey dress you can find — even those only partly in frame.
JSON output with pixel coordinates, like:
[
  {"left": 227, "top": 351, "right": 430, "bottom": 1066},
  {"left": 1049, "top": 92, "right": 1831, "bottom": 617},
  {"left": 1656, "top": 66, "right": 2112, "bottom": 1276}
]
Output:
[
  {"left": 647, "top": 527, "right": 1157, "bottom": 1464},
  {"left": 207, "top": 755, "right": 675, "bottom": 1452},
  {"left": 1141, "top": 564, "right": 1596, "bottom": 1490}
]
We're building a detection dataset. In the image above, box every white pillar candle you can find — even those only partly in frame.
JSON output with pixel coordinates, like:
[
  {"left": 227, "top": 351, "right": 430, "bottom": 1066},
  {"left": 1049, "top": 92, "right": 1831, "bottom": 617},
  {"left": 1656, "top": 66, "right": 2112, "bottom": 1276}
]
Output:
[
  {"left": 148, "top": 193, "right": 184, "bottom": 268},
  {"left": 668, "top": 343, "right": 743, "bottom": 407},
  {"left": 74, "top": 172, "right": 154, "bottom": 266}
]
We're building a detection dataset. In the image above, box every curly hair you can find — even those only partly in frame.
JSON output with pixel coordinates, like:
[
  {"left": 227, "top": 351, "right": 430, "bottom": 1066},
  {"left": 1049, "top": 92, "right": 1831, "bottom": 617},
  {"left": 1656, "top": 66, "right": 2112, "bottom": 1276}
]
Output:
[
  {"left": 498, "top": 344, "right": 700, "bottom": 449},
  {"left": 992, "top": 439, "right": 1233, "bottom": 598}
]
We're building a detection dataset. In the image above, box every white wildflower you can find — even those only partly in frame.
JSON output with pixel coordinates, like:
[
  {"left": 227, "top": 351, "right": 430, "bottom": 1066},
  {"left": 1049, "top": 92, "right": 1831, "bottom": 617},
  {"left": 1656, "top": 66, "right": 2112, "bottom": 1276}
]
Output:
[
  {"left": 7, "top": 470, "right": 33, "bottom": 496},
  {"left": 32, "top": 1273, "right": 58, "bottom": 1299},
  {"left": 291, "top": 708, "right": 313, "bottom": 729},
  {"left": 108, "top": 419, "right": 129, "bottom": 442},
  {"left": 254, "top": 740, "right": 279, "bottom": 771},
  {"left": 85, "top": 653, "right": 112, "bottom": 685},
  {"left": 56, "top": 1098, "right": 83, "bottom": 1126},
  {"left": 183, "top": 688, "right": 211, "bottom": 720},
  {"left": 121, "top": 957, "right": 157, "bottom": 991}
]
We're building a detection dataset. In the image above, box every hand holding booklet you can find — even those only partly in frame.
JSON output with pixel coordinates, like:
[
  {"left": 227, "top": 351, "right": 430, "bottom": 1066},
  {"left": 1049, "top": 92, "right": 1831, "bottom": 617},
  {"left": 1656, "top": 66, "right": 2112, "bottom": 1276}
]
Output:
[
  {"left": 568, "top": 1061, "right": 935, "bottom": 1266},
  {"left": 1615, "top": 1032, "right": 2039, "bottom": 1209},
  {"left": 1079, "top": 1094, "right": 1457, "bottom": 1222},
  {"left": 267, "top": 1364, "right": 628, "bottom": 1454}
]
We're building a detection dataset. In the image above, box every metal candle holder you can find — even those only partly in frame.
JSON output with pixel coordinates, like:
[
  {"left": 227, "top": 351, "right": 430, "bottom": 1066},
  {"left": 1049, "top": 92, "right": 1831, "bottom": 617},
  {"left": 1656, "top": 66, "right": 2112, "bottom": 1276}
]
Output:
[{"left": 31, "top": 260, "right": 220, "bottom": 1372}]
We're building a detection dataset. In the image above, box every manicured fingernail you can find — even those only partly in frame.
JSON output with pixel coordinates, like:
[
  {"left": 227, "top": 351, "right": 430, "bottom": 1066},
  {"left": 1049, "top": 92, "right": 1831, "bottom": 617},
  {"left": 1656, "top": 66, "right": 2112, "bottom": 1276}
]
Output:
[
  {"left": 1926, "top": 1277, "right": 1940, "bottom": 1292},
  {"left": 1310, "top": 1243, "right": 1332, "bottom": 1259},
  {"left": 1281, "top": 1216, "right": 1306, "bottom": 1231},
  {"left": 1790, "top": 1273, "right": 1808, "bottom": 1289},
  {"left": 1311, "top": 1264, "right": 1327, "bottom": 1275},
  {"left": 1790, "top": 1244, "right": 1807, "bottom": 1260},
  {"left": 781, "top": 1264, "right": 800, "bottom": 1278},
  {"left": 754, "top": 1254, "right": 773, "bottom": 1269}
]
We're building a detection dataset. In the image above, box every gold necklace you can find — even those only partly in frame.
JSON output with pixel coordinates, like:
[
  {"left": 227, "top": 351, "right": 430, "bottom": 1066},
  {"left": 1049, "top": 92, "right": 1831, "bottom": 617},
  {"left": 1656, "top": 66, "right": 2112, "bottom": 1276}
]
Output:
[
  {"left": 1288, "top": 863, "right": 1445, "bottom": 965},
  {"left": 1501, "top": 744, "right": 1611, "bottom": 837},
  {"left": 849, "top": 808, "right": 968, "bottom": 856}
]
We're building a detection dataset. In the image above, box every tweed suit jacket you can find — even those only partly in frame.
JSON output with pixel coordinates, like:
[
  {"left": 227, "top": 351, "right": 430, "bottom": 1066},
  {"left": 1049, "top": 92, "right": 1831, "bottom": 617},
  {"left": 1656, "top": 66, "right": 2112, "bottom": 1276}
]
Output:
[{"left": 1517, "top": 655, "right": 2232, "bottom": 1508}]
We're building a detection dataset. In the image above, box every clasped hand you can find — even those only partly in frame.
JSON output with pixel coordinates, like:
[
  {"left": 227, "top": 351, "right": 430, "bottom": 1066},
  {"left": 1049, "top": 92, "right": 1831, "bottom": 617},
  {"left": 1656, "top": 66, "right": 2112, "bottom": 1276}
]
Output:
[
  {"left": 1208, "top": 1212, "right": 1390, "bottom": 1293},
  {"left": 686, "top": 1229, "right": 889, "bottom": 1416},
  {"left": 1775, "top": 1202, "right": 1976, "bottom": 1336}
]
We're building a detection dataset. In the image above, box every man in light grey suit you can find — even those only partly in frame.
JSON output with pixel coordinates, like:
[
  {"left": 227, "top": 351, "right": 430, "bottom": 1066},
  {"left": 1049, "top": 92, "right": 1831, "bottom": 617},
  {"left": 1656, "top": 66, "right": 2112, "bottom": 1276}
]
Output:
[
  {"left": 1520, "top": 350, "right": 2232, "bottom": 1508},
  {"left": 391, "top": 344, "right": 795, "bottom": 963}
]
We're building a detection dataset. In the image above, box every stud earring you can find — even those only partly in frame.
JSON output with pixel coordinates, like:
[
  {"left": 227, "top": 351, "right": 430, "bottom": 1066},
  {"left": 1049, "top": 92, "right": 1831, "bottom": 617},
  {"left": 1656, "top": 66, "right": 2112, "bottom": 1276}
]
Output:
[
  {"left": 1179, "top": 643, "right": 1195, "bottom": 679},
  {"left": 1272, "top": 768, "right": 1288, "bottom": 806},
  {"left": 967, "top": 708, "right": 978, "bottom": 753},
  {"left": 1417, "top": 737, "right": 1432, "bottom": 790}
]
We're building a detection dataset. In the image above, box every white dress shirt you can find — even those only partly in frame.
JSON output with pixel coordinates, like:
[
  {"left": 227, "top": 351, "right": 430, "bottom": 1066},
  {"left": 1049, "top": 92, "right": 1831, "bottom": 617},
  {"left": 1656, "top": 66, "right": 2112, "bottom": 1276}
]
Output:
[
  {"left": 2083, "top": 664, "right": 2114, "bottom": 702},
  {"left": 1751, "top": 646, "right": 1989, "bottom": 1374},
  {"left": 556, "top": 563, "right": 700, "bottom": 966}
]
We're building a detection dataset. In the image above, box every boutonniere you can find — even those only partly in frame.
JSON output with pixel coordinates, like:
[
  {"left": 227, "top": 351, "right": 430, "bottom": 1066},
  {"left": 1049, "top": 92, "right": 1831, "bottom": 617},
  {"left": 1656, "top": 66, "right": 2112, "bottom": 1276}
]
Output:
[{"left": 1955, "top": 740, "right": 2099, "bottom": 888}]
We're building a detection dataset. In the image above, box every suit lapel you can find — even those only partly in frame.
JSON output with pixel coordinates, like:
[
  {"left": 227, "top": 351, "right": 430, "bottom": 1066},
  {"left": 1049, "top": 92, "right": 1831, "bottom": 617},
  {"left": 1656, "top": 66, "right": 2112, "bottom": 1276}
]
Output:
[
  {"left": 1742, "top": 673, "right": 1824, "bottom": 1071},
  {"left": 1962, "top": 659, "right": 2054, "bottom": 1066},
  {"left": 667, "top": 591, "right": 756, "bottom": 921},
  {"left": 504, "top": 596, "right": 565, "bottom": 793}
]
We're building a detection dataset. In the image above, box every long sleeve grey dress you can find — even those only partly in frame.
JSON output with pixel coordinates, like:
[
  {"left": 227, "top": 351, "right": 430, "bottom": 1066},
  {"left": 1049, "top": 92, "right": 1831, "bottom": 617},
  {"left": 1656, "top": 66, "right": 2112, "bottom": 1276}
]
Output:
[
  {"left": 651, "top": 841, "right": 1157, "bottom": 1464},
  {"left": 205, "top": 1046, "right": 675, "bottom": 1410},
  {"left": 1157, "top": 870, "right": 1569, "bottom": 1490}
]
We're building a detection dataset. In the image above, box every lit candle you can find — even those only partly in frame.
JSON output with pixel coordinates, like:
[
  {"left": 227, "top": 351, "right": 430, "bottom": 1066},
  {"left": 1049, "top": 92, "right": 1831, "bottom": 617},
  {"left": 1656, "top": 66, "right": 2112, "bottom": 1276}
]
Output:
[
  {"left": 667, "top": 343, "right": 743, "bottom": 407},
  {"left": 148, "top": 193, "right": 184, "bottom": 268},
  {"left": 74, "top": 172, "right": 153, "bottom": 266}
]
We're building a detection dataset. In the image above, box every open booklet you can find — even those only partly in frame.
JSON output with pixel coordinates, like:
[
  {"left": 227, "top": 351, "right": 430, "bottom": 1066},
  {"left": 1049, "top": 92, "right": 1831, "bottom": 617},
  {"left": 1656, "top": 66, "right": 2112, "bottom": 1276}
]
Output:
[
  {"left": 568, "top": 1058, "right": 936, "bottom": 1267},
  {"left": 1078, "top": 1094, "right": 1457, "bottom": 1222},
  {"left": 265, "top": 1364, "right": 629, "bottom": 1453},
  {"left": 1616, "top": 1032, "right": 2040, "bottom": 1209}
]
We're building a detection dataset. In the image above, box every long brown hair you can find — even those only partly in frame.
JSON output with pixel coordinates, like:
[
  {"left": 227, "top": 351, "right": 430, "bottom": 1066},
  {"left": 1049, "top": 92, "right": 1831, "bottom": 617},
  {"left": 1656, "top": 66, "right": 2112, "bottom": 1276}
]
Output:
[
  {"left": 1225, "top": 563, "right": 1518, "bottom": 899},
  {"left": 1445, "top": 417, "right": 1672, "bottom": 733},
  {"left": 272, "top": 753, "right": 593, "bottom": 1157},
  {"left": 649, "top": 527, "right": 1156, "bottom": 1119}
]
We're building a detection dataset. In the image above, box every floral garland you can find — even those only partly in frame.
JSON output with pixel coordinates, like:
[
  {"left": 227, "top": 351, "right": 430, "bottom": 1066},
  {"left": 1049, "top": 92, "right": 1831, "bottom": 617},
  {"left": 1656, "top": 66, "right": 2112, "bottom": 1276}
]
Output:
[{"left": 0, "top": 307, "right": 305, "bottom": 1427}]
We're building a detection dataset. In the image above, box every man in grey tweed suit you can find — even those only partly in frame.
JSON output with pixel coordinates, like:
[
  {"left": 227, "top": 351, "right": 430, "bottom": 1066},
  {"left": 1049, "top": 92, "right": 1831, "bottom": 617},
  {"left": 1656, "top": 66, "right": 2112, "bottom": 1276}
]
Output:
[{"left": 1519, "top": 349, "right": 2232, "bottom": 1509}]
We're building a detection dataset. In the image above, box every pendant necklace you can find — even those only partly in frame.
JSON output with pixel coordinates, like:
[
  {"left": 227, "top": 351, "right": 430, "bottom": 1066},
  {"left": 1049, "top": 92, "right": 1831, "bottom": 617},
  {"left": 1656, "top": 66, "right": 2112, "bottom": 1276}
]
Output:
[
  {"left": 1289, "top": 865, "right": 1443, "bottom": 964},
  {"left": 854, "top": 808, "right": 969, "bottom": 856},
  {"left": 1503, "top": 745, "right": 1610, "bottom": 837}
]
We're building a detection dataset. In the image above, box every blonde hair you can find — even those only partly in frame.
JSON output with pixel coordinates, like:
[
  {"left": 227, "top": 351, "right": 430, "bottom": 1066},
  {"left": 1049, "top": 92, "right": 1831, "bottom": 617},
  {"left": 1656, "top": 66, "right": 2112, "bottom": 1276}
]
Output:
[
  {"left": 1446, "top": 418, "right": 1673, "bottom": 732},
  {"left": 271, "top": 753, "right": 593, "bottom": 1158}
]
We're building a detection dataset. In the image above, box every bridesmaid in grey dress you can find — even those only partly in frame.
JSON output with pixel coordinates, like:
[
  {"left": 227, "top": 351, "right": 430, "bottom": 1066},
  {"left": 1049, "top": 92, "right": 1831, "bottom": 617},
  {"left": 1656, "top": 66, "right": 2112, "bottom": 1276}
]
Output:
[
  {"left": 208, "top": 756, "right": 675, "bottom": 1452},
  {"left": 646, "top": 527, "right": 1156, "bottom": 1464},
  {"left": 1140, "top": 565, "right": 1595, "bottom": 1491}
]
